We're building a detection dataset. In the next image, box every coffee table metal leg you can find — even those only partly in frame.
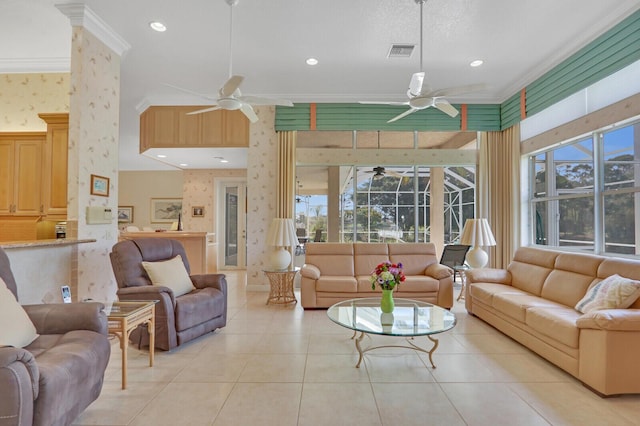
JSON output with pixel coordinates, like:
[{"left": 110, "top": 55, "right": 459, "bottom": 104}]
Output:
[
  {"left": 405, "top": 335, "right": 439, "bottom": 368},
  {"left": 354, "top": 332, "right": 366, "bottom": 368}
]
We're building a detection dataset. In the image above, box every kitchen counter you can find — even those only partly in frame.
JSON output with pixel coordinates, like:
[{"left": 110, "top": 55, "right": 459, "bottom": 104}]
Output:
[{"left": 0, "top": 238, "right": 96, "bottom": 249}]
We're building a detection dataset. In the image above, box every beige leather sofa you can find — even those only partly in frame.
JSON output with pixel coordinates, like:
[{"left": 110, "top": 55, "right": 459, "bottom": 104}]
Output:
[
  {"left": 465, "top": 246, "right": 640, "bottom": 396},
  {"left": 301, "top": 242, "right": 453, "bottom": 309}
]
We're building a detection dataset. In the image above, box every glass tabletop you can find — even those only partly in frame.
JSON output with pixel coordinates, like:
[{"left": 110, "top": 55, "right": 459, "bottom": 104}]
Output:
[
  {"left": 327, "top": 298, "right": 456, "bottom": 337},
  {"left": 105, "top": 301, "right": 157, "bottom": 318}
]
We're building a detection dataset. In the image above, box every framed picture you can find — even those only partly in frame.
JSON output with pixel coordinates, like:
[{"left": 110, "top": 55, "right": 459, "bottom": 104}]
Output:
[
  {"left": 192, "top": 206, "right": 204, "bottom": 217},
  {"left": 151, "top": 198, "right": 182, "bottom": 223},
  {"left": 117, "top": 206, "right": 134, "bottom": 223},
  {"left": 90, "top": 174, "right": 109, "bottom": 197}
]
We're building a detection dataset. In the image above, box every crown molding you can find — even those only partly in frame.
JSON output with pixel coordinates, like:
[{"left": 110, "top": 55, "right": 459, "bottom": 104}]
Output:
[
  {"left": 0, "top": 58, "right": 70, "bottom": 73},
  {"left": 55, "top": 3, "right": 131, "bottom": 57}
]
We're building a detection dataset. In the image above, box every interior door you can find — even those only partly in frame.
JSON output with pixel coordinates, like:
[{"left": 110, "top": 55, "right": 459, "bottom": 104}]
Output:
[{"left": 217, "top": 180, "right": 247, "bottom": 269}]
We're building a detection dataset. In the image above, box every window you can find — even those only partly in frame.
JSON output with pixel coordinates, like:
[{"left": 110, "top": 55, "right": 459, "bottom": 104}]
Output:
[{"left": 529, "top": 120, "right": 640, "bottom": 255}]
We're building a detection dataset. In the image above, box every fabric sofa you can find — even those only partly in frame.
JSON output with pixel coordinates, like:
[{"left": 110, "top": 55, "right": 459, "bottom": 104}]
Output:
[
  {"left": 301, "top": 242, "right": 454, "bottom": 309},
  {"left": 0, "top": 247, "right": 110, "bottom": 426},
  {"left": 110, "top": 238, "right": 227, "bottom": 351},
  {"left": 465, "top": 246, "right": 640, "bottom": 396}
]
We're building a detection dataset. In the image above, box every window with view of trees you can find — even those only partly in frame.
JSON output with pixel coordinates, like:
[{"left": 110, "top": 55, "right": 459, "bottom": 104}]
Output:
[{"left": 530, "top": 120, "right": 640, "bottom": 255}]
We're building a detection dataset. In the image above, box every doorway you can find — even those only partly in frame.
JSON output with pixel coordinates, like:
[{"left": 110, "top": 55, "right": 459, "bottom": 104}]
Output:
[{"left": 217, "top": 179, "right": 247, "bottom": 269}]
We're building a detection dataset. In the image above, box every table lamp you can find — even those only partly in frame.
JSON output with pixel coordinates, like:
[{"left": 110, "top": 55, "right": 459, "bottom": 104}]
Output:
[
  {"left": 266, "top": 218, "right": 299, "bottom": 270},
  {"left": 459, "top": 218, "right": 496, "bottom": 269}
]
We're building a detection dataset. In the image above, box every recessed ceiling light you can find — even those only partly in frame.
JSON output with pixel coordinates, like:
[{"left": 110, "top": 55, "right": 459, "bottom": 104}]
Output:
[
  {"left": 470, "top": 59, "right": 484, "bottom": 67},
  {"left": 220, "top": 159, "right": 229, "bottom": 163},
  {"left": 149, "top": 21, "right": 167, "bottom": 32},
  {"left": 157, "top": 154, "right": 167, "bottom": 158},
  {"left": 179, "top": 163, "right": 188, "bottom": 167},
  {"left": 306, "top": 58, "right": 319, "bottom": 66}
]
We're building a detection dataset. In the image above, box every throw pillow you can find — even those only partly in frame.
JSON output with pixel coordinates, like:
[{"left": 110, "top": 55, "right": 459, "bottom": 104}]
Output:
[
  {"left": 141, "top": 255, "right": 195, "bottom": 297},
  {"left": 575, "top": 274, "right": 640, "bottom": 314},
  {"left": 0, "top": 277, "right": 39, "bottom": 348}
]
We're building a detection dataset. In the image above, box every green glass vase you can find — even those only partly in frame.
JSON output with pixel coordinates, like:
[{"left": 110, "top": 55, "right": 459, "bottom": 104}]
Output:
[{"left": 380, "top": 289, "right": 395, "bottom": 313}]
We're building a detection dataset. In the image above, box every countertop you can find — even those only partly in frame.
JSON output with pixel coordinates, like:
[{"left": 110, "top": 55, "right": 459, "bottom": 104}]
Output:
[{"left": 0, "top": 238, "right": 97, "bottom": 249}]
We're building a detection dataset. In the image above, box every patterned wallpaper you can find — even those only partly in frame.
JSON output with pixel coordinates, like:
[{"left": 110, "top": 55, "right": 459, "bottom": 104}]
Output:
[
  {"left": 0, "top": 73, "right": 70, "bottom": 131},
  {"left": 68, "top": 27, "right": 121, "bottom": 302},
  {"left": 246, "top": 106, "right": 279, "bottom": 288},
  {"left": 182, "top": 169, "right": 247, "bottom": 233}
]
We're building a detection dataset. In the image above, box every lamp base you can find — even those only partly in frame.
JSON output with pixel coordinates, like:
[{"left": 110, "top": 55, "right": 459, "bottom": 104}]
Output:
[
  {"left": 270, "top": 247, "right": 291, "bottom": 270},
  {"left": 466, "top": 246, "right": 488, "bottom": 269}
]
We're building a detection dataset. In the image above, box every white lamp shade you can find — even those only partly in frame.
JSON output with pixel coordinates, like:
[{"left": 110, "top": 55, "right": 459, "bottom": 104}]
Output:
[
  {"left": 266, "top": 218, "right": 299, "bottom": 270},
  {"left": 459, "top": 219, "right": 496, "bottom": 247}
]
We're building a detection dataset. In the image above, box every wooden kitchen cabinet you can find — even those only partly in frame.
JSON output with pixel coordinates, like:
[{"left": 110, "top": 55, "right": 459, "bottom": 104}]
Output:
[
  {"left": 0, "top": 134, "right": 45, "bottom": 216},
  {"left": 39, "top": 113, "right": 69, "bottom": 219},
  {"left": 140, "top": 106, "right": 249, "bottom": 151}
]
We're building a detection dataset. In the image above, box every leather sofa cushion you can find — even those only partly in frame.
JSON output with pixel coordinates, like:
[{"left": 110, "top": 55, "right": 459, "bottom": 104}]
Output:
[
  {"left": 304, "top": 243, "right": 354, "bottom": 276},
  {"left": 541, "top": 269, "right": 598, "bottom": 308},
  {"left": 388, "top": 243, "right": 437, "bottom": 275},
  {"left": 175, "top": 287, "right": 225, "bottom": 331},
  {"left": 492, "top": 293, "right": 567, "bottom": 323},
  {"left": 398, "top": 275, "right": 440, "bottom": 292},
  {"left": 526, "top": 307, "right": 582, "bottom": 348},
  {"left": 507, "top": 247, "right": 558, "bottom": 295},
  {"left": 316, "top": 276, "right": 357, "bottom": 293},
  {"left": 353, "top": 243, "right": 389, "bottom": 276},
  {"left": 357, "top": 276, "right": 373, "bottom": 292},
  {"left": 469, "top": 282, "right": 527, "bottom": 305}
]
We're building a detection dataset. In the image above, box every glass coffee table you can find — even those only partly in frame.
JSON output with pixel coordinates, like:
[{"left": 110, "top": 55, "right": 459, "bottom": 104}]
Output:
[{"left": 327, "top": 298, "right": 456, "bottom": 368}]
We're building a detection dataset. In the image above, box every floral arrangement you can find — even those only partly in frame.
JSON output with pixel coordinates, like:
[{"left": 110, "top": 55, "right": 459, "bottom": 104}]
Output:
[{"left": 370, "top": 261, "right": 406, "bottom": 291}]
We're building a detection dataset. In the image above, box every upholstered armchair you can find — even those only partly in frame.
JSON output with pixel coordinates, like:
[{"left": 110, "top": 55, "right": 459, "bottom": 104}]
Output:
[
  {"left": 0, "top": 247, "right": 110, "bottom": 426},
  {"left": 109, "top": 238, "right": 227, "bottom": 351}
]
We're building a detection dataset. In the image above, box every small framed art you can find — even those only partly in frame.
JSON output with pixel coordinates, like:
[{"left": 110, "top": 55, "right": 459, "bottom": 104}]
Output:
[
  {"left": 192, "top": 206, "right": 204, "bottom": 217},
  {"left": 90, "top": 174, "right": 110, "bottom": 197},
  {"left": 117, "top": 206, "right": 134, "bottom": 223},
  {"left": 151, "top": 198, "right": 183, "bottom": 223}
]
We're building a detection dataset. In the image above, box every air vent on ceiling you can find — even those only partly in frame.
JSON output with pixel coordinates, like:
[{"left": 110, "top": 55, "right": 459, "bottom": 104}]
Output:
[{"left": 388, "top": 44, "right": 415, "bottom": 58}]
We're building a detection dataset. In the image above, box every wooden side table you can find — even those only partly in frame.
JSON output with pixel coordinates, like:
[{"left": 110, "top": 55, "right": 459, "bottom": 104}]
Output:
[
  {"left": 264, "top": 268, "right": 299, "bottom": 305},
  {"left": 107, "top": 301, "right": 156, "bottom": 389}
]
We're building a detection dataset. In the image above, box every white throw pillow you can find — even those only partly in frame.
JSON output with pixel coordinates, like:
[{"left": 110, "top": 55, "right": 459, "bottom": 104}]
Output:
[
  {"left": 141, "top": 255, "right": 195, "bottom": 297},
  {"left": 0, "top": 277, "right": 38, "bottom": 348},
  {"left": 575, "top": 274, "right": 640, "bottom": 314}
]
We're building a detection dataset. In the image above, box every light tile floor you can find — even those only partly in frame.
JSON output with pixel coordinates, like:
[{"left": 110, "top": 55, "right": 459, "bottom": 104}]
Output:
[{"left": 74, "top": 271, "right": 640, "bottom": 426}]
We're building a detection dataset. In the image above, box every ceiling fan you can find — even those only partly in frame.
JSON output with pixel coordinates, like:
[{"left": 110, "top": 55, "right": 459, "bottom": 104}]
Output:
[
  {"left": 366, "top": 166, "right": 403, "bottom": 179},
  {"left": 165, "top": 0, "right": 293, "bottom": 123},
  {"left": 360, "top": 0, "right": 485, "bottom": 123}
]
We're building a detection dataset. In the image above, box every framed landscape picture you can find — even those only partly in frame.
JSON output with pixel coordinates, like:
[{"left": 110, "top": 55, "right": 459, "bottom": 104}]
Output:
[
  {"left": 90, "top": 174, "right": 109, "bottom": 197},
  {"left": 117, "top": 206, "right": 134, "bottom": 223},
  {"left": 151, "top": 198, "right": 182, "bottom": 223}
]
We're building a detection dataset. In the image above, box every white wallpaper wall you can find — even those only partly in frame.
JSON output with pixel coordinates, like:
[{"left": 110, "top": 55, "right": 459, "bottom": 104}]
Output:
[
  {"left": 182, "top": 169, "right": 247, "bottom": 233},
  {"left": 0, "top": 73, "right": 70, "bottom": 131},
  {"left": 246, "top": 106, "right": 279, "bottom": 288},
  {"left": 68, "top": 27, "right": 121, "bottom": 302}
]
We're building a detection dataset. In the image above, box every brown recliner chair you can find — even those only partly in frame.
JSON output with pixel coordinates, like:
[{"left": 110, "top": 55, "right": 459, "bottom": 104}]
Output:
[
  {"left": 109, "top": 238, "right": 227, "bottom": 351},
  {"left": 0, "top": 247, "right": 110, "bottom": 426}
]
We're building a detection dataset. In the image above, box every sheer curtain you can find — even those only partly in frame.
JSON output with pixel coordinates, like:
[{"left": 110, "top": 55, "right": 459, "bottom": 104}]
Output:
[{"left": 478, "top": 124, "right": 521, "bottom": 268}]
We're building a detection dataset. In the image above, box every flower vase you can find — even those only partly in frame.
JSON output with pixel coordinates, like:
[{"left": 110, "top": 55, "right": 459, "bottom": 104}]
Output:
[{"left": 380, "top": 289, "right": 395, "bottom": 313}]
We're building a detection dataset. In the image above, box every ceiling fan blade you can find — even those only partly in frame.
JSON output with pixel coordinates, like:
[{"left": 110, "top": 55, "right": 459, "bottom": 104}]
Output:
[
  {"left": 387, "top": 108, "right": 419, "bottom": 123},
  {"left": 240, "top": 103, "right": 259, "bottom": 123},
  {"left": 408, "top": 72, "right": 425, "bottom": 96},
  {"left": 429, "top": 83, "right": 487, "bottom": 98},
  {"left": 220, "top": 75, "right": 244, "bottom": 97},
  {"left": 164, "top": 83, "right": 216, "bottom": 101},
  {"left": 238, "top": 95, "right": 293, "bottom": 107},
  {"left": 186, "top": 106, "right": 221, "bottom": 115},
  {"left": 433, "top": 99, "right": 459, "bottom": 117},
  {"left": 387, "top": 170, "right": 404, "bottom": 178},
  {"left": 359, "top": 101, "right": 410, "bottom": 106}
]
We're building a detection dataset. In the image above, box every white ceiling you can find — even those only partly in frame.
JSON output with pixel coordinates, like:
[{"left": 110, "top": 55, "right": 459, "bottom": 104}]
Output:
[{"left": 2, "top": 0, "right": 640, "bottom": 171}]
